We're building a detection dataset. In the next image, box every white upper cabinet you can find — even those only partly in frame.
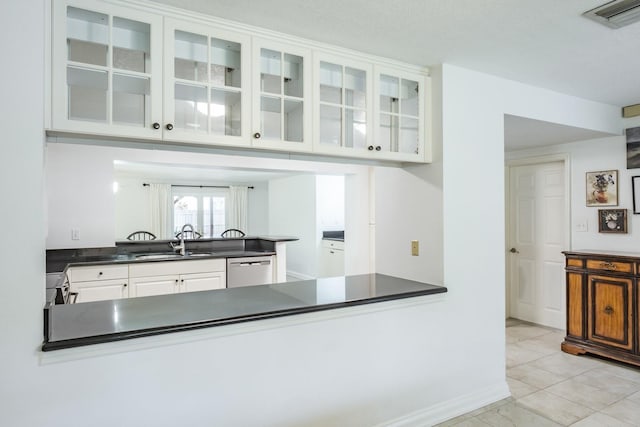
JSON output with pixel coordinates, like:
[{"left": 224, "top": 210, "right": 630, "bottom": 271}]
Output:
[
  {"left": 49, "top": 0, "right": 430, "bottom": 163},
  {"left": 251, "top": 39, "right": 312, "bottom": 152},
  {"left": 313, "top": 53, "right": 373, "bottom": 159},
  {"left": 373, "top": 66, "right": 429, "bottom": 163},
  {"left": 163, "top": 19, "right": 251, "bottom": 146},
  {"left": 51, "top": 0, "right": 163, "bottom": 139}
]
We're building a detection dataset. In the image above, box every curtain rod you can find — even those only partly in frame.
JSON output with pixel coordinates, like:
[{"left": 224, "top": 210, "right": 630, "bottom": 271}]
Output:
[{"left": 143, "top": 183, "right": 254, "bottom": 189}]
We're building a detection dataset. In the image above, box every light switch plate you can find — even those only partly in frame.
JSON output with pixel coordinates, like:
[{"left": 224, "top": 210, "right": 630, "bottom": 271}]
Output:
[
  {"left": 575, "top": 220, "right": 588, "bottom": 232},
  {"left": 71, "top": 228, "right": 80, "bottom": 240}
]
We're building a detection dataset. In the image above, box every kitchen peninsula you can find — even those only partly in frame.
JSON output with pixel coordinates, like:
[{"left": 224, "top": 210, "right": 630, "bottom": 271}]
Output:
[{"left": 43, "top": 274, "right": 447, "bottom": 351}]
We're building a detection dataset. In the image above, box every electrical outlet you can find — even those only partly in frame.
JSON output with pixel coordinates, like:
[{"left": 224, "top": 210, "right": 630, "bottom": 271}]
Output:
[
  {"left": 411, "top": 240, "right": 419, "bottom": 256},
  {"left": 71, "top": 228, "right": 80, "bottom": 240}
]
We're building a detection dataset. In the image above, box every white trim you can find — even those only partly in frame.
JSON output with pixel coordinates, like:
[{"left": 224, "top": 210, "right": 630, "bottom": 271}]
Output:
[
  {"left": 378, "top": 382, "right": 511, "bottom": 427},
  {"left": 39, "top": 293, "right": 446, "bottom": 364}
]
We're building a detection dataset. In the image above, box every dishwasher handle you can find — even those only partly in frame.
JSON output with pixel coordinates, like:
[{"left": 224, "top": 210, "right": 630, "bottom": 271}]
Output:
[{"left": 231, "top": 260, "right": 271, "bottom": 267}]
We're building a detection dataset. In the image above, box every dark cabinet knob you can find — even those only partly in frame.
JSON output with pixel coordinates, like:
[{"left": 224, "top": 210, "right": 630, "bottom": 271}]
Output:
[
  {"left": 367, "top": 145, "right": 374, "bottom": 151},
  {"left": 166, "top": 123, "right": 174, "bottom": 131},
  {"left": 375, "top": 146, "right": 382, "bottom": 151},
  {"left": 254, "top": 132, "right": 261, "bottom": 139},
  {"left": 123, "top": 283, "right": 127, "bottom": 287},
  {"left": 604, "top": 306, "right": 614, "bottom": 314},
  {"left": 98, "top": 272, "right": 103, "bottom": 276},
  {"left": 152, "top": 122, "right": 160, "bottom": 129}
]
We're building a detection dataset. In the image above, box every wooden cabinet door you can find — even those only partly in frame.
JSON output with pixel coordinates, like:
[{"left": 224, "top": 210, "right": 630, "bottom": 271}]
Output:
[
  {"left": 566, "top": 272, "right": 585, "bottom": 339},
  {"left": 587, "top": 275, "right": 633, "bottom": 351}
]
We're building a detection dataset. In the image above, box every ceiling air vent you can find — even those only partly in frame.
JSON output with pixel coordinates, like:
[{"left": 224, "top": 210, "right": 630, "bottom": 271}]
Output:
[{"left": 583, "top": 0, "right": 640, "bottom": 28}]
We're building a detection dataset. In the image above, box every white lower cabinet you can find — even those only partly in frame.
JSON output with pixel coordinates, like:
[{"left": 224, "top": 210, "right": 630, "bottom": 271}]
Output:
[
  {"left": 129, "top": 259, "right": 226, "bottom": 298},
  {"left": 67, "top": 265, "right": 129, "bottom": 303},
  {"left": 129, "top": 275, "right": 179, "bottom": 298},
  {"left": 320, "top": 240, "right": 345, "bottom": 278}
]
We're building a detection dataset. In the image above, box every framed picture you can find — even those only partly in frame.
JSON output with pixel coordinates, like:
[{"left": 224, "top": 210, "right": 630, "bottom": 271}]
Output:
[
  {"left": 586, "top": 170, "right": 618, "bottom": 206},
  {"left": 598, "top": 209, "right": 627, "bottom": 233},
  {"left": 633, "top": 176, "right": 640, "bottom": 214},
  {"left": 626, "top": 127, "right": 640, "bottom": 169}
]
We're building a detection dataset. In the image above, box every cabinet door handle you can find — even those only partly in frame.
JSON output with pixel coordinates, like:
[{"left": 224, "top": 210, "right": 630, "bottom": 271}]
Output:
[
  {"left": 166, "top": 123, "right": 174, "bottom": 131},
  {"left": 604, "top": 305, "right": 614, "bottom": 314},
  {"left": 367, "top": 145, "right": 374, "bottom": 151},
  {"left": 123, "top": 283, "right": 127, "bottom": 287},
  {"left": 175, "top": 279, "right": 179, "bottom": 285},
  {"left": 152, "top": 122, "right": 160, "bottom": 129},
  {"left": 253, "top": 132, "right": 261, "bottom": 139},
  {"left": 375, "top": 146, "right": 382, "bottom": 151},
  {"left": 600, "top": 262, "right": 617, "bottom": 270}
]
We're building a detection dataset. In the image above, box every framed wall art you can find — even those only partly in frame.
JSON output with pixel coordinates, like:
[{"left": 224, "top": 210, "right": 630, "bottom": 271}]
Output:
[
  {"left": 633, "top": 176, "right": 640, "bottom": 214},
  {"left": 626, "top": 127, "right": 640, "bottom": 169},
  {"left": 586, "top": 170, "right": 618, "bottom": 207},
  {"left": 598, "top": 209, "right": 627, "bottom": 233}
]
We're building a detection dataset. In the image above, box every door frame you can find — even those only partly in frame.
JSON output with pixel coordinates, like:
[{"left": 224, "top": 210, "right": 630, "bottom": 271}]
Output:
[{"left": 504, "top": 153, "right": 571, "bottom": 321}]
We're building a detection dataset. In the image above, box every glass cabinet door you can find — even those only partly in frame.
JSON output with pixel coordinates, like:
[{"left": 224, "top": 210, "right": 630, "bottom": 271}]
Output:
[
  {"left": 164, "top": 19, "right": 250, "bottom": 146},
  {"left": 318, "top": 61, "right": 369, "bottom": 151},
  {"left": 253, "top": 40, "right": 311, "bottom": 150},
  {"left": 52, "top": 1, "right": 162, "bottom": 138},
  {"left": 378, "top": 73, "right": 422, "bottom": 156}
]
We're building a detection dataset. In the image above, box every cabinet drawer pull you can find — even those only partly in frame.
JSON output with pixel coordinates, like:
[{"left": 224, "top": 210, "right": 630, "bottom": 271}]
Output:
[
  {"left": 600, "top": 262, "right": 617, "bottom": 270},
  {"left": 604, "top": 305, "right": 614, "bottom": 314}
]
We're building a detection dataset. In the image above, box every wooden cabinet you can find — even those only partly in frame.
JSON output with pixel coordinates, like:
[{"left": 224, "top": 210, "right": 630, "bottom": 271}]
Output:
[
  {"left": 562, "top": 251, "right": 640, "bottom": 366},
  {"left": 67, "top": 264, "right": 129, "bottom": 303}
]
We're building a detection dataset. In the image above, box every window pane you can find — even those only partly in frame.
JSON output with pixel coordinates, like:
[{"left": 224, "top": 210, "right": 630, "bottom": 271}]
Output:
[
  {"left": 345, "top": 67, "right": 366, "bottom": 109},
  {"left": 261, "top": 95, "right": 281, "bottom": 139},
  {"left": 113, "top": 74, "right": 149, "bottom": 126},
  {"left": 113, "top": 17, "right": 150, "bottom": 73},
  {"left": 67, "top": 7, "right": 108, "bottom": 66},
  {"left": 210, "top": 89, "right": 241, "bottom": 136},
  {"left": 67, "top": 67, "right": 107, "bottom": 122},
  {"left": 320, "top": 105, "right": 341, "bottom": 146},
  {"left": 174, "top": 30, "right": 207, "bottom": 82},
  {"left": 345, "top": 109, "right": 366, "bottom": 149},
  {"left": 284, "top": 53, "right": 303, "bottom": 97},
  {"left": 261, "top": 48, "right": 281, "bottom": 94},
  {"left": 401, "top": 79, "right": 419, "bottom": 117},
  {"left": 174, "top": 83, "right": 207, "bottom": 132},
  {"left": 173, "top": 195, "right": 199, "bottom": 236},
  {"left": 380, "top": 74, "right": 399, "bottom": 113},
  {"left": 211, "top": 37, "right": 241, "bottom": 88},
  {"left": 320, "top": 62, "right": 342, "bottom": 104}
]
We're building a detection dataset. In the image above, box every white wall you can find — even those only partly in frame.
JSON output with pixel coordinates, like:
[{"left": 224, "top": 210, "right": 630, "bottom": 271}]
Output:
[
  {"left": 3, "top": 1, "right": 628, "bottom": 425},
  {"left": 114, "top": 174, "right": 151, "bottom": 240},
  {"left": 247, "top": 181, "right": 269, "bottom": 235},
  {"left": 268, "top": 174, "right": 318, "bottom": 278},
  {"left": 316, "top": 175, "right": 345, "bottom": 232},
  {"left": 506, "top": 124, "right": 640, "bottom": 252},
  {"left": 46, "top": 143, "right": 116, "bottom": 248}
]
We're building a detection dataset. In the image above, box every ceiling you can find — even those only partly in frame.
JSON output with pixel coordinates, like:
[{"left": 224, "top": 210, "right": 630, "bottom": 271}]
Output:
[
  {"left": 151, "top": 0, "right": 639, "bottom": 149},
  {"left": 114, "top": 161, "right": 299, "bottom": 184}
]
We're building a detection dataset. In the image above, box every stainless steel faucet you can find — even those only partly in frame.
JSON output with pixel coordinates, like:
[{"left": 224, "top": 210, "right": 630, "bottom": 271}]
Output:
[{"left": 170, "top": 223, "right": 195, "bottom": 256}]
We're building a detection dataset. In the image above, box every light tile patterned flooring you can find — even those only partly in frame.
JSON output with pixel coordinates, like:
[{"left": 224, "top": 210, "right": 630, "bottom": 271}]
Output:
[{"left": 436, "top": 319, "right": 640, "bottom": 426}]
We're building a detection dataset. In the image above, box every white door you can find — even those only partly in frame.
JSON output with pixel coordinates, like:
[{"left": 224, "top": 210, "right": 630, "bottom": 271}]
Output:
[{"left": 508, "top": 162, "right": 566, "bottom": 329}]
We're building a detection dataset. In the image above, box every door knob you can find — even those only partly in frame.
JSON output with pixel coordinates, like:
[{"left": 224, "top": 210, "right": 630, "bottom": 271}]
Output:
[{"left": 509, "top": 248, "right": 519, "bottom": 254}]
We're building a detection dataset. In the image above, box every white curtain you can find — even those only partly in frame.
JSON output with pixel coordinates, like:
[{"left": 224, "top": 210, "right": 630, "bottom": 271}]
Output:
[
  {"left": 150, "top": 183, "right": 172, "bottom": 239},
  {"left": 227, "top": 185, "right": 248, "bottom": 233}
]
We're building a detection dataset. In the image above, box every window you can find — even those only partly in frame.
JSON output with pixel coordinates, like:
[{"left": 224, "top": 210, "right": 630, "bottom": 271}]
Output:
[{"left": 172, "top": 188, "right": 227, "bottom": 238}]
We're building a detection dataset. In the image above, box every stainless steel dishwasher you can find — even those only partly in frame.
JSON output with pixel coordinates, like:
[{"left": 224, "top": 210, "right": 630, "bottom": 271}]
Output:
[{"left": 227, "top": 256, "right": 274, "bottom": 287}]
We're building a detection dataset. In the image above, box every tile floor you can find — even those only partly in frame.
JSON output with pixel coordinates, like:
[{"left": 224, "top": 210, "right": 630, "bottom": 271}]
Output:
[{"left": 436, "top": 319, "right": 640, "bottom": 426}]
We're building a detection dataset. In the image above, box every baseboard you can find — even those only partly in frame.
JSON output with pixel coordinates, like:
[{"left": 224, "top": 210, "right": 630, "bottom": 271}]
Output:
[
  {"left": 286, "top": 270, "right": 315, "bottom": 281},
  {"left": 380, "top": 381, "right": 511, "bottom": 427}
]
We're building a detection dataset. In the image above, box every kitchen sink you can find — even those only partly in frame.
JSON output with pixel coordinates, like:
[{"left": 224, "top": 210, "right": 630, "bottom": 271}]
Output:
[{"left": 135, "top": 253, "right": 184, "bottom": 260}]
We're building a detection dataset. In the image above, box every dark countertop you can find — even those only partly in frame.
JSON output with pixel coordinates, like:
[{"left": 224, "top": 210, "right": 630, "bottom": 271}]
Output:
[
  {"left": 563, "top": 249, "right": 640, "bottom": 258},
  {"left": 42, "top": 274, "right": 447, "bottom": 351}
]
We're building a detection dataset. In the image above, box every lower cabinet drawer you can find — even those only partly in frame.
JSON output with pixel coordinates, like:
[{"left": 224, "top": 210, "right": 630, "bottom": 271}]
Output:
[
  {"left": 585, "top": 259, "right": 634, "bottom": 274},
  {"left": 68, "top": 265, "right": 129, "bottom": 282}
]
